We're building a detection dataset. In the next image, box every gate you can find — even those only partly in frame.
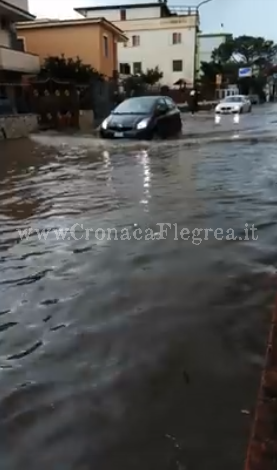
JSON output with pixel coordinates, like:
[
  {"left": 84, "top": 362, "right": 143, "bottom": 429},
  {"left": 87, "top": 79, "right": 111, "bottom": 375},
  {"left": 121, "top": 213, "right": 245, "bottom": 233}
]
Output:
[{"left": 30, "top": 78, "right": 79, "bottom": 130}]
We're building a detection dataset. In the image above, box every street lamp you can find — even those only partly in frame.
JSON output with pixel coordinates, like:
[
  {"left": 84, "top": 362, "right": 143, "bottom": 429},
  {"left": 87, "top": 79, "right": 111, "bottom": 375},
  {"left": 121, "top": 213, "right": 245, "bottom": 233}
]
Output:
[
  {"left": 194, "top": 0, "right": 214, "bottom": 84},
  {"left": 196, "top": 0, "right": 214, "bottom": 9}
]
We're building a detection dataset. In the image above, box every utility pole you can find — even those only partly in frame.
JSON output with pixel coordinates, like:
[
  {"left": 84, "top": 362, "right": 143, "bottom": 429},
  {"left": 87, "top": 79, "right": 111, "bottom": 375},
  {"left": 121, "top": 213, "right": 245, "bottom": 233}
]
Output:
[{"left": 194, "top": 0, "right": 214, "bottom": 84}]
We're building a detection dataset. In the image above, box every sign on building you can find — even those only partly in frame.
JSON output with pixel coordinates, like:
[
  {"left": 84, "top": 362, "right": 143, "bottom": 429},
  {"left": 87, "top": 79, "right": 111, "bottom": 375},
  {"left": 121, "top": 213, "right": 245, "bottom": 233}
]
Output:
[{"left": 238, "top": 67, "right": 252, "bottom": 78}]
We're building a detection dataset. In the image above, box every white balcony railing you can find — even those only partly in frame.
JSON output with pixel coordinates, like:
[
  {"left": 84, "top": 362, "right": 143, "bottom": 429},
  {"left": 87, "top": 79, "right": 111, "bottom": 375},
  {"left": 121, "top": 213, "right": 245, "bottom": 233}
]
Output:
[
  {"left": 0, "top": 46, "right": 40, "bottom": 73},
  {"left": 169, "top": 6, "right": 199, "bottom": 15}
]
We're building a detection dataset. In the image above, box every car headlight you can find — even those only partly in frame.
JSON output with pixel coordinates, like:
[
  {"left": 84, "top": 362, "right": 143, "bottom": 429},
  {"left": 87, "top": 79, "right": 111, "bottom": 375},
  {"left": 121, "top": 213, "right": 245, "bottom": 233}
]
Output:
[
  {"left": 101, "top": 118, "right": 109, "bottom": 129},
  {"left": 233, "top": 105, "right": 240, "bottom": 112},
  {"left": 137, "top": 118, "right": 149, "bottom": 130}
]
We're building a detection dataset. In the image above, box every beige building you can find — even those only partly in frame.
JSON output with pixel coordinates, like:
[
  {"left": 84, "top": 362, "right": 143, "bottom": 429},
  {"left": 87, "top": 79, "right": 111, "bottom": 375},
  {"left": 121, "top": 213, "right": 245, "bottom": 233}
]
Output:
[
  {"left": 0, "top": 0, "right": 40, "bottom": 81},
  {"left": 75, "top": 2, "right": 199, "bottom": 86}
]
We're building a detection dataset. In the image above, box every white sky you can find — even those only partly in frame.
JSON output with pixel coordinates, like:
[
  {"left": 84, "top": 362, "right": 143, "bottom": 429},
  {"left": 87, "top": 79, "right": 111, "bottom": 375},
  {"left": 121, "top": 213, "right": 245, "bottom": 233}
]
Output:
[
  {"left": 28, "top": 0, "right": 277, "bottom": 39},
  {"left": 29, "top": 0, "right": 79, "bottom": 18}
]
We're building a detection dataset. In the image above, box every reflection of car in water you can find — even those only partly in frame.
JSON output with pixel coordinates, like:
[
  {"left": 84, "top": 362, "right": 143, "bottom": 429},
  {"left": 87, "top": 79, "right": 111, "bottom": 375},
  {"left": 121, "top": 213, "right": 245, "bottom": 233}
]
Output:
[
  {"left": 215, "top": 95, "right": 252, "bottom": 114},
  {"left": 100, "top": 96, "right": 182, "bottom": 140}
]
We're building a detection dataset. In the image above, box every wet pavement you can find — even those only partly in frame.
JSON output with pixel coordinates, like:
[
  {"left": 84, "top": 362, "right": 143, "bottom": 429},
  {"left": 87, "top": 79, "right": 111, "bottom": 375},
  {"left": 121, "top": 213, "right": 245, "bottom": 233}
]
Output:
[{"left": 1, "top": 105, "right": 277, "bottom": 470}]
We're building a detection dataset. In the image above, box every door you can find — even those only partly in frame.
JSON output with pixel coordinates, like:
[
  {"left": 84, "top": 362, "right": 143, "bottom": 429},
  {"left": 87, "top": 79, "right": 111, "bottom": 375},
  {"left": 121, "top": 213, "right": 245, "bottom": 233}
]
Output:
[
  {"left": 154, "top": 98, "right": 171, "bottom": 138},
  {"left": 164, "top": 97, "right": 182, "bottom": 136}
]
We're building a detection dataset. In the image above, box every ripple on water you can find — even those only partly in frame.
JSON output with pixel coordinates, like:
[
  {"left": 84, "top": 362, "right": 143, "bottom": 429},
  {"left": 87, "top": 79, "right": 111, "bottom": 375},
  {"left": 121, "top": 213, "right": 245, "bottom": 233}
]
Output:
[{"left": 0, "top": 137, "right": 276, "bottom": 470}]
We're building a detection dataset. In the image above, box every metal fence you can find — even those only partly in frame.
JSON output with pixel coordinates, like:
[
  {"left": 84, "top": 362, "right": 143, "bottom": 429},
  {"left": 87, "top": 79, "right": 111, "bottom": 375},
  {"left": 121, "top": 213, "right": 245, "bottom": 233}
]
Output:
[
  {"left": 0, "top": 78, "right": 118, "bottom": 126},
  {"left": 0, "top": 83, "right": 33, "bottom": 115},
  {"left": 0, "top": 77, "right": 218, "bottom": 128}
]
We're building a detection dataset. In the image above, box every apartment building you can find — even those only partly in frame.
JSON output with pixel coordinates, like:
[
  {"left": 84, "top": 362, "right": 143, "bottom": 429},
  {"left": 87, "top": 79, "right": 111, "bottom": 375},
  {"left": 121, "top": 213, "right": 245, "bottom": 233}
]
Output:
[
  {"left": 75, "top": 2, "right": 199, "bottom": 86},
  {"left": 0, "top": 0, "right": 40, "bottom": 80},
  {"left": 197, "top": 32, "right": 232, "bottom": 75}
]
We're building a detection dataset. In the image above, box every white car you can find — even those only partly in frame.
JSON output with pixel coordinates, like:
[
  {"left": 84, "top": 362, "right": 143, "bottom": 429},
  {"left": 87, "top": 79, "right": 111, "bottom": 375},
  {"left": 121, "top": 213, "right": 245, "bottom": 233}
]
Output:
[{"left": 215, "top": 95, "right": 252, "bottom": 114}]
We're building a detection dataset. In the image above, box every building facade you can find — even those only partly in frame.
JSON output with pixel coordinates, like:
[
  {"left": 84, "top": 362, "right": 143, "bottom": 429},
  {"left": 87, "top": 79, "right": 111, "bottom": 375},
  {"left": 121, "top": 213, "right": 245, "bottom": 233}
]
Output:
[
  {"left": 17, "top": 18, "right": 127, "bottom": 78},
  {"left": 0, "top": 0, "right": 39, "bottom": 78},
  {"left": 197, "top": 32, "right": 232, "bottom": 75},
  {"left": 75, "top": 2, "right": 199, "bottom": 86}
]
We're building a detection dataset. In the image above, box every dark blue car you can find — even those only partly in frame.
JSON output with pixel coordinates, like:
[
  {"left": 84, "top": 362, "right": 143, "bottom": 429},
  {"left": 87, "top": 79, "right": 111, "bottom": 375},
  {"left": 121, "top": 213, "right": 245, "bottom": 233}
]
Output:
[{"left": 100, "top": 95, "right": 182, "bottom": 140}]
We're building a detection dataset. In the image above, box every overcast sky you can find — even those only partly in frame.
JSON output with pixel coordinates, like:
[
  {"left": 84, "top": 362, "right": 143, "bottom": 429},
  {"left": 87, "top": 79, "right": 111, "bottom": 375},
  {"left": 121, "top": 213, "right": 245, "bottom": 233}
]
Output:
[{"left": 29, "top": 0, "right": 277, "bottom": 39}]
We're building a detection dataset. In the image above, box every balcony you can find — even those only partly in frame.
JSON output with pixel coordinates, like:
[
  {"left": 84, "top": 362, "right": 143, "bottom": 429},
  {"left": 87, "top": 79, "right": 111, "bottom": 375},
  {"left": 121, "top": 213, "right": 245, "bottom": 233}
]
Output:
[
  {"left": 0, "top": 46, "right": 40, "bottom": 73},
  {"left": 0, "top": 0, "right": 34, "bottom": 21},
  {"left": 168, "top": 6, "right": 199, "bottom": 15}
]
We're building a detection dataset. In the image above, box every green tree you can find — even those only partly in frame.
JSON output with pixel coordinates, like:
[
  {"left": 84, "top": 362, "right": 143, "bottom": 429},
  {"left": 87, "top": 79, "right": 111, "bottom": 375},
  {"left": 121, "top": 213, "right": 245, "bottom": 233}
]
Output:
[
  {"left": 200, "top": 60, "right": 238, "bottom": 86},
  {"left": 123, "top": 74, "right": 145, "bottom": 97},
  {"left": 39, "top": 54, "right": 103, "bottom": 84},
  {"left": 200, "top": 35, "right": 276, "bottom": 96},
  {"left": 141, "top": 66, "right": 163, "bottom": 86},
  {"left": 212, "top": 35, "right": 277, "bottom": 68},
  {"left": 200, "top": 61, "right": 221, "bottom": 84},
  {"left": 123, "top": 66, "right": 163, "bottom": 97}
]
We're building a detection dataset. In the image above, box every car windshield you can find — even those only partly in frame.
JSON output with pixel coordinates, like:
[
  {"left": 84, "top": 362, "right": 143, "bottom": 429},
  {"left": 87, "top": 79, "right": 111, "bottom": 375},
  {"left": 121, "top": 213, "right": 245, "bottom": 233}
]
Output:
[
  {"left": 113, "top": 97, "right": 156, "bottom": 114},
  {"left": 224, "top": 96, "right": 244, "bottom": 103}
]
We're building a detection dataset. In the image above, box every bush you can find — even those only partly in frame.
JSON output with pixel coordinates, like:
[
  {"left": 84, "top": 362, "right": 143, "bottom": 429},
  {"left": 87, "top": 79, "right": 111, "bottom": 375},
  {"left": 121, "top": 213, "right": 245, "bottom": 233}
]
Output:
[{"left": 39, "top": 54, "right": 103, "bottom": 84}]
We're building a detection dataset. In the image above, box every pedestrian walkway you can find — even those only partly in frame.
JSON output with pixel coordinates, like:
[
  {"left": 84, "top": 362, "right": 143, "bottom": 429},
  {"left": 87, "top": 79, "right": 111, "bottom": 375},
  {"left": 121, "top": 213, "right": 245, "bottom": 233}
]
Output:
[{"left": 244, "top": 298, "right": 277, "bottom": 470}]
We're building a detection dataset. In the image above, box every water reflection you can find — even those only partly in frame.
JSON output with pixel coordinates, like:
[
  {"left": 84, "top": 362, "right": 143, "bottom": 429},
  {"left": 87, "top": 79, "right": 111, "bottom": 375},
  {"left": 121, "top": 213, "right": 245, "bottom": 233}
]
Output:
[
  {"left": 0, "top": 137, "right": 275, "bottom": 470},
  {"left": 137, "top": 150, "right": 151, "bottom": 209}
]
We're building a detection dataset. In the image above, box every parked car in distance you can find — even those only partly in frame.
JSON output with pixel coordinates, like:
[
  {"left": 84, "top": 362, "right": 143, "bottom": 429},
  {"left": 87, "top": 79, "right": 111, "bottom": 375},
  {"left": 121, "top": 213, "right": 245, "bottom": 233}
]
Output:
[
  {"left": 215, "top": 95, "right": 252, "bottom": 114},
  {"left": 100, "top": 96, "right": 182, "bottom": 140},
  {"left": 248, "top": 94, "right": 260, "bottom": 105}
]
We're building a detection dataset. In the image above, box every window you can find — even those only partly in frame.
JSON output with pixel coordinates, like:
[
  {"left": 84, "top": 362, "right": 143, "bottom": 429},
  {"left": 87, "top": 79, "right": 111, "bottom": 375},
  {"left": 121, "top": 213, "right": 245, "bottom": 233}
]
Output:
[
  {"left": 164, "top": 97, "right": 175, "bottom": 110},
  {"left": 132, "top": 35, "right": 140, "bottom": 47},
  {"left": 172, "top": 32, "right": 182, "bottom": 44},
  {"left": 157, "top": 98, "right": 166, "bottom": 107},
  {"left": 119, "top": 63, "right": 131, "bottom": 75},
  {"left": 16, "top": 37, "right": 25, "bottom": 52},
  {"left": 133, "top": 62, "right": 142, "bottom": 74},
  {"left": 172, "top": 60, "right": 183, "bottom": 72},
  {"left": 103, "top": 35, "right": 108, "bottom": 57},
  {"left": 120, "top": 9, "right": 126, "bottom": 20}
]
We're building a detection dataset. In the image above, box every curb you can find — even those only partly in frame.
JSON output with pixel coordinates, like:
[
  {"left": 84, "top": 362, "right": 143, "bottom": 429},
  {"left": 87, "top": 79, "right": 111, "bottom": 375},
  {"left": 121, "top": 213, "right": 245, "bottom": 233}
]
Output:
[{"left": 244, "top": 298, "right": 277, "bottom": 470}]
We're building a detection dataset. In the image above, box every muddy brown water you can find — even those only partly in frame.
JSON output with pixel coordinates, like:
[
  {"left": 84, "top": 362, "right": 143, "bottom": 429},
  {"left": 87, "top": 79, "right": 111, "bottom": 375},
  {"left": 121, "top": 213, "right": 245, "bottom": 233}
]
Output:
[{"left": 0, "top": 132, "right": 276, "bottom": 470}]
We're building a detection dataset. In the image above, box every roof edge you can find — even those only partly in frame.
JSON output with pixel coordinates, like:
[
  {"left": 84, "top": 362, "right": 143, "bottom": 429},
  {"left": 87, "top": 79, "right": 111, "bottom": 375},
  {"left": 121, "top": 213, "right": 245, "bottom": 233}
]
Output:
[
  {"left": 0, "top": 0, "right": 35, "bottom": 20},
  {"left": 16, "top": 16, "right": 128, "bottom": 41},
  {"left": 75, "top": 2, "right": 171, "bottom": 15},
  {"left": 198, "top": 32, "right": 232, "bottom": 38}
]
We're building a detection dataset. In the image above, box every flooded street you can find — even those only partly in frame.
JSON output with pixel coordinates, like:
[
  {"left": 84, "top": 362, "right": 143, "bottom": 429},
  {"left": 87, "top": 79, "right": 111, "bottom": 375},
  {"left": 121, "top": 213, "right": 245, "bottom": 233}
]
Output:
[{"left": 1, "top": 107, "right": 277, "bottom": 470}]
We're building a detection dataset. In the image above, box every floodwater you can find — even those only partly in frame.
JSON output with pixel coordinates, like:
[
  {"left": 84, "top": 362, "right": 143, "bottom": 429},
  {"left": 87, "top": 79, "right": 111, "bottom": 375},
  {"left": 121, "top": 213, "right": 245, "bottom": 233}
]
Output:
[{"left": 1, "top": 111, "right": 277, "bottom": 470}]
